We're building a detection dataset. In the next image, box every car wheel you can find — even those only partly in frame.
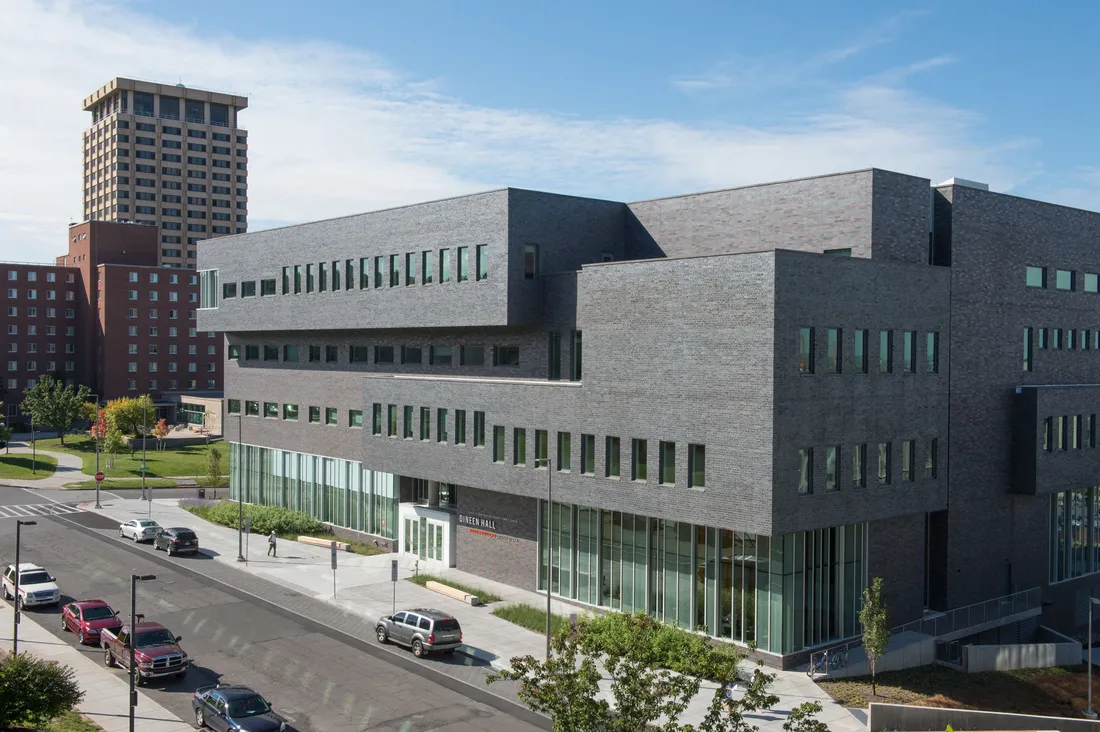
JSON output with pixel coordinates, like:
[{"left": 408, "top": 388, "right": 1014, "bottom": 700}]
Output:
[
  {"left": 167, "top": 545, "right": 175, "bottom": 556},
  {"left": 412, "top": 639, "right": 425, "bottom": 658},
  {"left": 132, "top": 533, "right": 138, "bottom": 543},
  {"left": 119, "top": 528, "right": 125, "bottom": 539},
  {"left": 104, "top": 648, "right": 115, "bottom": 667},
  {"left": 195, "top": 707, "right": 206, "bottom": 729},
  {"left": 79, "top": 629, "right": 88, "bottom": 645},
  {"left": 376, "top": 626, "right": 388, "bottom": 644},
  {"left": 61, "top": 616, "right": 68, "bottom": 632}
]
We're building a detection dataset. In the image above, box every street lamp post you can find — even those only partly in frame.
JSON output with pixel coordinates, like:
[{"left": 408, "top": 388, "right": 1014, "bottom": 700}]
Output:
[
  {"left": 535, "top": 456, "right": 553, "bottom": 658},
  {"left": 12, "top": 519, "right": 37, "bottom": 655},
  {"left": 237, "top": 414, "right": 245, "bottom": 562},
  {"left": 90, "top": 395, "right": 101, "bottom": 510},
  {"left": 129, "top": 574, "right": 156, "bottom": 732},
  {"left": 30, "top": 416, "right": 35, "bottom": 475},
  {"left": 1087, "top": 596, "right": 1100, "bottom": 719},
  {"left": 141, "top": 407, "right": 147, "bottom": 503}
]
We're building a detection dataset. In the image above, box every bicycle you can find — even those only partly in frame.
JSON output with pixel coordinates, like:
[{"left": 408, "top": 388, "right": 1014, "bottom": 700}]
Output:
[{"left": 807, "top": 650, "right": 829, "bottom": 677}]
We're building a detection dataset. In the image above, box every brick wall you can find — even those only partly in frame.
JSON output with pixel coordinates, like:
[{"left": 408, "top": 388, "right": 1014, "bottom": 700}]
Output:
[{"left": 454, "top": 486, "right": 538, "bottom": 589}]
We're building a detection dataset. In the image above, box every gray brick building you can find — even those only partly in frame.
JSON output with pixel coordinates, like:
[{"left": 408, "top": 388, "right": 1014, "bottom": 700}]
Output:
[{"left": 197, "top": 168, "right": 1100, "bottom": 666}]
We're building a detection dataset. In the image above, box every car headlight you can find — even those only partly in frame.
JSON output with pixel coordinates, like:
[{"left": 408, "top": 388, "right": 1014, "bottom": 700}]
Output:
[{"left": 280, "top": 723, "right": 286, "bottom": 732}]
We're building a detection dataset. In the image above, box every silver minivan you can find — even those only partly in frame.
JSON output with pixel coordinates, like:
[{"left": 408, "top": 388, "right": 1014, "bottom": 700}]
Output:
[{"left": 375, "top": 608, "right": 462, "bottom": 658}]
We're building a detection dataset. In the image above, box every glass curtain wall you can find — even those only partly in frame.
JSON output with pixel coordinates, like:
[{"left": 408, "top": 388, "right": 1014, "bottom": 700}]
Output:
[
  {"left": 1049, "top": 486, "right": 1100, "bottom": 583},
  {"left": 538, "top": 499, "right": 867, "bottom": 655},
  {"left": 230, "top": 443, "right": 397, "bottom": 539}
]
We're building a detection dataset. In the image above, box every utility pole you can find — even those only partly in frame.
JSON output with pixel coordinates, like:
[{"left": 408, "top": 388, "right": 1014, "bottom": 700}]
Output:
[
  {"left": 129, "top": 574, "right": 155, "bottom": 732},
  {"left": 92, "top": 395, "right": 102, "bottom": 509},
  {"left": 30, "top": 416, "right": 35, "bottom": 474},
  {"left": 12, "top": 520, "right": 37, "bottom": 655},
  {"left": 237, "top": 414, "right": 245, "bottom": 562},
  {"left": 535, "top": 456, "right": 553, "bottom": 658}
]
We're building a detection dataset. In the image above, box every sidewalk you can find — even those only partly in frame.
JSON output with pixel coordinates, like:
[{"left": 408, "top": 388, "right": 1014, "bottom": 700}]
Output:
[
  {"left": 83, "top": 497, "right": 865, "bottom": 731},
  {"left": 0, "top": 602, "right": 193, "bottom": 731},
  {"left": 0, "top": 445, "right": 86, "bottom": 489}
]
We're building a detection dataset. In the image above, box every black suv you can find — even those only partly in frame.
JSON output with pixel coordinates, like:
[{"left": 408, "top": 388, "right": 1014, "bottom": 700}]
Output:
[
  {"left": 153, "top": 528, "right": 199, "bottom": 556},
  {"left": 376, "top": 608, "right": 462, "bottom": 657}
]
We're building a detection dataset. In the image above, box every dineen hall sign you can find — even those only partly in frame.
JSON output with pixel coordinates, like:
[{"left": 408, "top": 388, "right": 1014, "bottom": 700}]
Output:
[{"left": 458, "top": 514, "right": 498, "bottom": 531}]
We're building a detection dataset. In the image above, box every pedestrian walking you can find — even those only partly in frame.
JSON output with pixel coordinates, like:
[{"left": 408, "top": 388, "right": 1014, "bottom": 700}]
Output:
[{"left": 267, "top": 531, "right": 277, "bottom": 557}]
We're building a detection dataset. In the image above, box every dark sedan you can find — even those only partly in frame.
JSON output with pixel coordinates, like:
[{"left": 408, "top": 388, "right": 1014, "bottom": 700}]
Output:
[
  {"left": 153, "top": 527, "right": 200, "bottom": 556},
  {"left": 192, "top": 684, "right": 286, "bottom": 731}
]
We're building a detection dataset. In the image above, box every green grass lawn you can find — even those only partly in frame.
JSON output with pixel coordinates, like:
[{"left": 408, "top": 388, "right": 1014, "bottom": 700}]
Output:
[
  {"left": 407, "top": 573, "right": 503, "bottom": 603},
  {"left": 44, "top": 710, "right": 103, "bottom": 731},
  {"left": 491, "top": 603, "right": 569, "bottom": 635},
  {"left": 0, "top": 454, "right": 58, "bottom": 480},
  {"left": 32, "top": 435, "right": 227, "bottom": 479},
  {"left": 62, "top": 478, "right": 178, "bottom": 490}
]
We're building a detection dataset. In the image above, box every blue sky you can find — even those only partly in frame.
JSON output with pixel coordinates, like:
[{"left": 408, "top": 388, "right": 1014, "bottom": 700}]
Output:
[{"left": 1, "top": 0, "right": 1098, "bottom": 261}]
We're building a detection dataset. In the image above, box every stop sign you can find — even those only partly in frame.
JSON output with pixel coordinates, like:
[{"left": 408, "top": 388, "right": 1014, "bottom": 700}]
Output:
[{"left": 95, "top": 472, "right": 105, "bottom": 483}]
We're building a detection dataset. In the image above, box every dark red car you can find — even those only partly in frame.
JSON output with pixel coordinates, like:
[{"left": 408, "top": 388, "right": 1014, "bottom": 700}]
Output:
[{"left": 61, "top": 599, "right": 122, "bottom": 645}]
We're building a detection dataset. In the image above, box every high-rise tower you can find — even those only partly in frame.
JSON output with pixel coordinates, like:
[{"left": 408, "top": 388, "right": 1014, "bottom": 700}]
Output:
[{"left": 82, "top": 77, "right": 248, "bottom": 269}]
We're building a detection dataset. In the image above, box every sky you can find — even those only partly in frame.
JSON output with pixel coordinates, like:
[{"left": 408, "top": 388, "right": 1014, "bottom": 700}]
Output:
[{"left": 1, "top": 0, "right": 1098, "bottom": 263}]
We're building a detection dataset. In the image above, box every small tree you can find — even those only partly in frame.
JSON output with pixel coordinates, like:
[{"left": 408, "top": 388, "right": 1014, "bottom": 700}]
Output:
[
  {"left": 19, "top": 375, "right": 91, "bottom": 445},
  {"left": 0, "top": 421, "right": 11, "bottom": 453},
  {"left": 782, "top": 701, "right": 830, "bottom": 732},
  {"left": 89, "top": 408, "right": 108, "bottom": 442},
  {"left": 206, "top": 446, "right": 223, "bottom": 485},
  {"left": 0, "top": 651, "right": 85, "bottom": 728},
  {"left": 859, "top": 576, "right": 890, "bottom": 696},
  {"left": 153, "top": 418, "right": 170, "bottom": 452},
  {"left": 103, "top": 427, "right": 126, "bottom": 471},
  {"left": 105, "top": 395, "right": 156, "bottom": 446}
]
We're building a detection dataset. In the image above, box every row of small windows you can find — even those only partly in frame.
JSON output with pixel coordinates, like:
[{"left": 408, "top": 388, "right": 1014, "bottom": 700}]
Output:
[
  {"left": 5, "top": 362, "right": 76, "bottom": 372},
  {"left": 122, "top": 326, "right": 209, "bottom": 338},
  {"left": 4, "top": 325, "right": 74, "bottom": 338},
  {"left": 126, "top": 271, "right": 197, "bottom": 285},
  {"left": 6, "top": 308, "right": 73, "bottom": 320},
  {"left": 797, "top": 438, "right": 939, "bottom": 494},
  {"left": 6, "top": 343, "right": 75, "bottom": 354},
  {"left": 228, "top": 342, "right": 521, "bottom": 367},
  {"left": 126, "top": 361, "right": 209, "bottom": 373},
  {"left": 799, "top": 328, "right": 939, "bottom": 374},
  {"left": 1026, "top": 266, "right": 1100, "bottom": 293},
  {"left": 5, "top": 271, "right": 74, "bottom": 283},
  {"left": 229, "top": 399, "right": 362, "bottom": 428},
  {"left": 1042, "top": 414, "right": 1099, "bottom": 451},
  {"left": 1022, "top": 327, "right": 1100, "bottom": 371},
  {"left": 124, "top": 309, "right": 196, "bottom": 320},
  {"left": 126, "top": 290, "right": 194, "bottom": 302},
  {"left": 128, "top": 344, "right": 216, "bottom": 356},
  {"left": 127, "top": 379, "right": 211, "bottom": 392},
  {"left": 5, "top": 289, "right": 76, "bottom": 301}
]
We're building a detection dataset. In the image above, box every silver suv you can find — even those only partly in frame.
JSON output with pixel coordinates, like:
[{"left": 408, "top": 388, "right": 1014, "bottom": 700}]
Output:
[{"left": 375, "top": 608, "right": 462, "bottom": 658}]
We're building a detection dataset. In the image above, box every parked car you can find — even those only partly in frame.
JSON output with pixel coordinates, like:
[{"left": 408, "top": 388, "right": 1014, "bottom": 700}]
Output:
[
  {"left": 2, "top": 563, "right": 60, "bottom": 609},
  {"left": 192, "top": 684, "right": 287, "bottom": 731},
  {"left": 61, "top": 599, "right": 123, "bottom": 645},
  {"left": 153, "top": 527, "right": 199, "bottom": 555},
  {"left": 119, "top": 519, "right": 162, "bottom": 542},
  {"left": 101, "top": 621, "right": 189, "bottom": 684},
  {"left": 375, "top": 608, "right": 462, "bottom": 658}
]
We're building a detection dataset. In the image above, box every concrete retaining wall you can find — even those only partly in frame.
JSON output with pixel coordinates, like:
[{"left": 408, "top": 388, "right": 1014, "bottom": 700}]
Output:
[
  {"left": 869, "top": 702, "right": 1098, "bottom": 731},
  {"left": 962, "top": 638, "right": 1081, "bottom": 673}
]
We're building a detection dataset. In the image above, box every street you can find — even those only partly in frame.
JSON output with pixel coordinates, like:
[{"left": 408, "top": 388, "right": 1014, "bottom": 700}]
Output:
[{"left": 0, "top": 487, "right": 546, "bottom": 732}]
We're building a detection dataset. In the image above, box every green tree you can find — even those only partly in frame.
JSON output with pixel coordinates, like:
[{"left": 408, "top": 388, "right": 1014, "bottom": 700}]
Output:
[
  {"left": 105, "top": 395, "right": 156, "bottom": 438},
  {"left": 206, "top": 446, "right": 223, "bottom": 485},
  {"left": 0, "top": 421, "right": 11, "bottom": 454},
  {"left": 19, "top": 374, "right": 91, "bottom": 445},
  {"left": 103, "top": 427, "right": 126, "bottom": 470},
  {"left": 0, "top": 651, "right": 84, "bottom": 728},
  {"left": 781, "top": 701, "right": 830, "bottom": 732},
  {"left": 859, "top": 576, "right": 890, "bottom": 696}
]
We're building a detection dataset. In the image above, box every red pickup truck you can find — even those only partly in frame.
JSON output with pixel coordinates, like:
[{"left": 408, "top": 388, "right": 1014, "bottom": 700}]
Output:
[{"left": 101, "top": 621, "right": 189, "bottom": 683}]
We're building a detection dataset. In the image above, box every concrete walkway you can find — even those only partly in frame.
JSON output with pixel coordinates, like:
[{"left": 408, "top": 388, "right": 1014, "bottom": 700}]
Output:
[
  {"left": 78, "top": 497, "right": 865, "bottom": 731},
  {"left": 0, "top": 445, "right": 86, "bottom": 489},
  {"left": 0, "top": 602, "right": 193, "bottom": 731}
]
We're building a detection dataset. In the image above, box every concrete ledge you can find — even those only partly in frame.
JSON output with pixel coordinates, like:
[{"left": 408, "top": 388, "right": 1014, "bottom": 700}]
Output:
[
  {"left": 425, "top": 580, "right": 480, "bottom": 606},
  {"left": 298, "top": 536, "right": 350, "bottom": 551}
]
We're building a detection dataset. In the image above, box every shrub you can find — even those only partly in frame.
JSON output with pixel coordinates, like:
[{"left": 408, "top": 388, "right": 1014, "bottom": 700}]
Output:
[
  {"left": 181, "top": 501, "right": 325, "bottom": 536},
  {"left": 0, "top": 651, "right": 84, "bottom": 728}
]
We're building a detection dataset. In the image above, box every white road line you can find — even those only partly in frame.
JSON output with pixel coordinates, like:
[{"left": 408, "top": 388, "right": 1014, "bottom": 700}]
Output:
[{"left": 0, "top": 503, "right": 84, "bottom": 519}]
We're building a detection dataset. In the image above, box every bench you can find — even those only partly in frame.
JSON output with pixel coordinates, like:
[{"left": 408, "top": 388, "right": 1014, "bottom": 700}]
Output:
[
  {"left": 297, "top": 536, "right": 350, "bottom": 552},
  {"left": 425, "top": 580, "right": 480, "bottom": 606}
]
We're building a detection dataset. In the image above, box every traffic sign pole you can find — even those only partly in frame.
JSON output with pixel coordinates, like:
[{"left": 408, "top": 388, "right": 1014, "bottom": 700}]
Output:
[
  {"left": 391, "top": 559, "right": 398, "bottom": 615},
  {"left": 331, "top": 541, "right": 338, "bottom": 599}
]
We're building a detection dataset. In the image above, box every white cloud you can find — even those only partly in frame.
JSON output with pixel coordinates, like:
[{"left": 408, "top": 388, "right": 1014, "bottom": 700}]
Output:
[{"left": 0, "top": 0, "right": 1077, "bottom": 265}]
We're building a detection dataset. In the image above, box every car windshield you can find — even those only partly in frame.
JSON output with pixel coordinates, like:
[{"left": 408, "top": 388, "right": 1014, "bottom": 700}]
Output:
[
  {"left": 434, "top": 619, "right": 460, "bottom": 632},
  {"left": 82, "top": 606, "right": 115, "bottom": 621},
  {"left": 227, "top": 694, "right": 272, "bottom": 717},
  {"left": 19, "top": 572, "right": 51, "bottom": 585},
  {"left": 134, "top": 629, "right": 176, "bottom": 648},
  {"left": 175, "top": 532, "right": 196, "bottom": 540}
]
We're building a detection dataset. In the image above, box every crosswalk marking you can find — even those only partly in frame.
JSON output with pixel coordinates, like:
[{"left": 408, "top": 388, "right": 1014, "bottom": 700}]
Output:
[{"left": 0, "top": 503, "right": 83, "bottom": 520}]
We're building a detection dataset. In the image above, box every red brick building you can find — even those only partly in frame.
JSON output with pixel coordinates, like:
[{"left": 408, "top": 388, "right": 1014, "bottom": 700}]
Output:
[{"left": 2, "top": 221, "right": 222, "bottom": 430}]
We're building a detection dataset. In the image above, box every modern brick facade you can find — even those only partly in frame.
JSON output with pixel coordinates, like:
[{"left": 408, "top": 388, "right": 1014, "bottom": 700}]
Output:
[{"left": 200, "top": 168, "right": 1100, "bottom": 664}]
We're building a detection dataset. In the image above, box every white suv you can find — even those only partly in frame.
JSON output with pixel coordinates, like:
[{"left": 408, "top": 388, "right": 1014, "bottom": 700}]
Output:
[{"left": 2, "top": 563, "right": 61, "bottom": 608}]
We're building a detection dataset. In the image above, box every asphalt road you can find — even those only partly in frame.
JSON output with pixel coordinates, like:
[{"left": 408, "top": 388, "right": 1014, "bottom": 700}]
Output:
[{"left": 0, "top": 487, "right": 546, "bottom": 732}]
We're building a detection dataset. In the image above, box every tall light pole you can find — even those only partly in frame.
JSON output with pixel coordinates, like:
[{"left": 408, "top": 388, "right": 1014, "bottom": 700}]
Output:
[
  {"left": 30, "top": 416, "right": 35, "bottom": 475},
  {"left": 237, "top": 413, "right": 245, "bottom": 562},
  {"left": 140, "top": 404, "right": 147, "bottom": 503},
  {"left": 1087, "top": 596, "right": 1100, "bottom": 719},
  {"left": 534, "top": 455, "right": 553, "bottom": 658},
  {"left": 91, "top": 395, "right": 101, "bottom": 509},
  {"left": 12, "top": 520, "right": 37, "bottom": 655},
  {"left": 129, "top": 574, "right": 155, "bottom": 732}
]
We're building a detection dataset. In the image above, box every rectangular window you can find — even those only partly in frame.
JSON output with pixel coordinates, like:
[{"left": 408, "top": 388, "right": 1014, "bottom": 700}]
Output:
[
  {"left": 260, "top": 279, "right": 276, "bottom": 296},
  {"left": 581, "top": 434, "right": 595, "bottom": 475},
  {"left": 513, "top": 428, "right": 526, "bottom": 465},
  {"left": 495, "top": 346, "right": 520, "bottom": 367},
  {"left": 244, "top": 345, "right": 259, "bottom": 361},
  {"left": 422, "top": 251, "right": 433, "bottom": 284},
  {"left": 308, "top": 345, "right": 321, "bottom": 362},
  {"left": 293, "top": 265, "right": 302, "bottom": 294},
  {"left": 1069, "top": 329, "right": 1077, "bottom": 350},
  {"left": 535, "top": 429, "right": 548, "bottom": 466},
  {"left": 389, "top": 254, "right": 400, "bottom": 287},
  {"left": 1023, "top": 327, "right": 1033, "bottom": 372},
  {"left": 1056, "top": 269, "right": 1074, "bottom": 291},
  {"left": 306, "top": 263, "right": 315, "bottom": 292},
  {"left": 420, "top": 407, "right": 431, "bottom": 441},
  {"left": 438, "top": 409, "right": 449, "bottom": 442},
  {"left": 325, "top": 407, "right": 338, "bottom": 425},
  {"left": 688, "top": 443, "right": 705, "bottom": 488},
  {"left": 631, "top": 438, "right": 647, "bottom": 481},
  {"left": 799, "top": 327, "right": 814, "bottom": 373},
  {"left": 347, "top": 409, "right": 362, "bottom": 428},
  {"left": 925, "top": 438, "right": 938, "bottom": 478},
  {"left": 222, "top": 282, "right": 237, "bottom": 299},
  {"left": 227, "top": 399, "right": 240, "bottom": 414},
  {"left": 326, "top": 345, "right": 338, "bottom": 362},
  {"left": 283, "top": 345, "right": 299, "bottom": 361},
  {"left": 439, "top": 249, "right": 450, "bottom": 283},
  {"left": 879, "top": 330, "right": 893, "bottom": 373},
  {"left": 1086, "top": 273, "right": 1099, "bottom": 293},
  {"left": 1089, "top": 415, "right": 1097, "bottom": 449},
  {"left": 492, "top": 425, "right": 505, "bottom": 462},
  {"left": 401, "top": 346, "right": 422, "bottom": 364},
  {"left": 430, "top": 345, "right": 453, "bottom": 365},
  {"left": 349, "top": 346, "right": 370, "bottom": 363},
  {"left": 245, "top": 401, "right": 259, "bottom": 416},
  {"left": 853, "top": 444, "right": 866, "bottom": 487},
  {"left": 557, "top": 431, "right": 571, "bottom": 471},
  {"left": 318, "top": 262, "right": 327, "bottom": 292},
  {"left": 826, "top": 328, "right": 841, "bottom": 373},
  {"left": 524, "top": 243, "right": 539, "bottom": 279},
  {"left": 926, "top": 332, "right": 939, "bottom": 373},
  {"left": 658, "top": 440, "right": 675, "bottom": 484},
  {"left": 457, "top": 246, "right": 469, "bottom": 282},
  {"left": 264, "top": 402, "right": 279, "bottom": 419},
  {"left": 606, "top": 436, "right": 621, "bottom": 478},
  {"left": 1071, "top": 415, "right": 1081, "bottom": 449},
  {"left": 798, "top": 448, "right": 812, "bottom": 494},
  {"left": 283, "top": 403, "right": 299, "bottom": 421},
  {"left": 903, "top": 331, "right": 916, "bottom": 372},
  {"left": 387, "top": 405, "right": 398, "bottom": 436},
  {"left": 901, "top": 440, "right": 914, "bottom": 481},
  {"left": 1053, "top": 328, "right": 1062, "bottom": 350},
  {"left": 374, "top": 256, "right": 383, "bottom": 288},
  {"left": 854, "top": 329, "right": 867, "bottom": 373},
  {"left": 460, "top": 345, "right": 484, "bottom": 366},
  {"left": 1044, "top": 416, "right": 1053, "bottom": 451},
  {"left": 375, "top": 346, "right": 395, "bottom": 364},
  {"left": 371, "top": 404, "right": 382, "bottom": 435},
  {"left": 548, "top": 331, "right": 562, "bottom": 380},
  {"left": 570, "top": 331, "right": 582, "bottom": 380},
  {"left": 330, "top": 261, "right": 340, "bottom": 291},
  {"left": 402, "top": 406, "right": 414, "bottom": 438},
  {"left": 877, "top": 442, "right": 891, "bottom": 485},
  {"left": 825, "top": 445, "right": 839, "bottom": 491},
  {"left": 455, "top": 410, "right": 467, "bottom": 444},
  {"left": 1039, "top": 327, "right": 1048, "bottom": 350},
  {"left": 473, "top": 411, "right": 485, "bottom": 447},
  {"left": 1026, "top": 266, "right": 1046, "bottom": 288},
  {"left": 282, "top": 267, "right": 290, "bottom": 294},
  {"left": 476, "top": 245, "right": 488, "bottom": 281},
  {"left": 405, "top": 252, "right": 416, "bottom": 285}
]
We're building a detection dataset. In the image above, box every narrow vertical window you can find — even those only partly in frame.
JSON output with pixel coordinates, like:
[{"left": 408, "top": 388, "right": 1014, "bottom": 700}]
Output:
[
  {"left": 1038, "top": 328, "right": 1048, "bottom": 350},
  {"left": 473, "top": 411, "right": 485, "bottom": 447},
  {"left": 347, "top": 259, "right": 355, "bottom": 290},
  {"left": 1043, "top": 417, "right": 1053, "bottom": 451},
  {"left": 1023, "top": 327, "right": 1033, "bottom": 372},
  {"left": 389, "top": 255, "right": 400, "bottom": 287},
  {"left": 688, "top": 444, "right": 705, "bottom": 488},
  {"left": 879, "top": 330, "right": 893, "bottom": 373},
  {"left": 493, "top": 425, "right": 505, "bottom": 462},
  {"left": 476, "top": 245, "right": 488, "bottom": 281},
  {"left": 359, "top": 258, "right": 369, "bottom": 289},
  {"left": 1058, "top": 416, "right": 1067, "bottom": 450},
  {"left": 926, "top": 332, "right": 939, "bottom": 373},
  {"left": 306, "top": 263, "right": 314, "bottom": 293},
  {"left": 438, "top": 408, "right": 448, "bottom": 443},
  {"left": 826, "top": 328, "right": 841, "bottom": 373},
  {"left": 387, "top": 404, "right": 397, "bottom": 436},
  {"left": 799, "top": 327, "right": 814, "bottom": 374},
  {"left": 606, "top": 436, "right": 621, "bottom": 478},
  {"left": 281, "top": 266, "right": 290, "bottom": 295},
  {"left": 853, "top": 444, "right": 866, "bottom": 487},
  {"left": 659, "top": 441, "right": 676, "bottom": 485},
  {"left": 420, "top": 406, "right": 431, "bottom": 441},
  {"left": 293, "top": 265, "right": 302, "bottom": 294},
  {"left": 631, "top": 439, "right": 647, "bottom": 481},
  {"left": 318, "top": 262, "right": 327, "bottom": 292},
  {"left": 331, "top": 260, "right": 340, "bottom": 290},
  {"left": 457, "top": 246, "right": 469, "bottom": 282},
  {"left": 557, "top": 431, "right": 571, "bottom": 471},
  {"left": 374, "top": 256, "right": 383, "bottom": 288},
  {"left": 1071, "top": 415, "right": 1080, "bottom": 449},
  {"left": 581, "top": 434, "right": 595, "bottom": 474},
  {"left": 406, "top": 252, "right": 416, "bottom": 286},
  {"left": 403, "top": 406, "right": 413, "bottom": 439},
  {"left": 903, "top": 331, "right": 915, "bottom": 372},
  {"left": 901, "top": 440, "right": 914, "bottom": 481},
  {"left": 925, "top": 438, "right": 938, "bottom": 478},
  {"left": 372, "top": 403, "right": 382, "bottom": 435},
  {"left": 513, "top": 428, "right": 526, "bottom": 465},
  {"left": 1089, "top": 415, "right": 1097, "bottom": 449},
  {"left": 1068, "top": 329, "right": 1077, "bottom": 350},
  {"left": 422, "top": 251, "right": 433, "bottom": 284},
  {"left": 570, "top": 330, "right": 582, "bottom": 381},
  {"left": 854, "top": 329, "right": 867, "bottom": 373},
  {"left": 877, "top": 442, "right": 891, "bottom": 484},
  {"left": 524, "top": 243, "right": 539, "bottom": 279},
  {"left": 1053, "top": 328, "right": 1062, "bottom": 350},
  {"left": 455, "top": 410, "right": 466, "bottom": 444},
  {"left": 826, "top": 445, "right": 839, "bottom": 491},
  {"left": 548, "top": 331, "right": 562, "bottom": 380},
  {"left": 797, "top": 448, "right": 813, "bottom": 494},
  {"left": 439, "top": 249, "right": 450, "bottom": 283},
  {"left": 535, "top": 429, "right": 548, "bottom": 465}
]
